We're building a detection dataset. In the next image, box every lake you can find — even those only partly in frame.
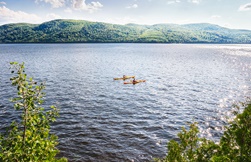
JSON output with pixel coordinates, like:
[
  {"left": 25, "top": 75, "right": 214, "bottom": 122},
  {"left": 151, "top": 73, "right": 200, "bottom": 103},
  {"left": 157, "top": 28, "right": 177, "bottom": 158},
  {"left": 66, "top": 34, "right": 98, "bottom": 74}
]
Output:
[{"left": 1, "top": 44, "right": 251, "bottom": 161}]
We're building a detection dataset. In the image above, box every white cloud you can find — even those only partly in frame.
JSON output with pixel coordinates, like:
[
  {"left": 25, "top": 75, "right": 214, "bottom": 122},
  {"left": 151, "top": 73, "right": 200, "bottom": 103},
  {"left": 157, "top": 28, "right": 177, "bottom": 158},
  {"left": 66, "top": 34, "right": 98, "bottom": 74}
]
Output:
[
  {"left": 167, "top": 0, "right": 180, "bottom": 5},
  {"left": 0, "top": 6, "right": 42, "bottom": 24},
  {"left": 91, "top": 1, "right": 103, "bottom": 8},
  {"left": 36, "top": 0, "right": 65, "bottom": 8},
  {"left": 188, "top": 0, "right": 201, "bottom": 4},
  {"left": 175, "top": 19, "right": 192, "bottom": 24},
  {"left": 239, "top": 3, "right": 251, "bottom": 11},
  {"left": 0, "top": 1, "right": 6, "bottom": 5},
  {"left": 101, "top": 16, "right": 138, "bottom": 25},
  {"left": 126, "top": 4, "right": 138, "bottom": 9},
  {"left": 46, "top": 13, "right": 61, "bottom": 20},
  {"left": 210, "top": 15, "right": 221, "bottom": 19},
  {"left": 223, "top": 23, "right": 231, "bottom": 28},
  {"left": 64, "top": 8, "right": 72, "bottom": 13},
  {"left": 72, "top": 0, "right": 103, "bottom": 12}
]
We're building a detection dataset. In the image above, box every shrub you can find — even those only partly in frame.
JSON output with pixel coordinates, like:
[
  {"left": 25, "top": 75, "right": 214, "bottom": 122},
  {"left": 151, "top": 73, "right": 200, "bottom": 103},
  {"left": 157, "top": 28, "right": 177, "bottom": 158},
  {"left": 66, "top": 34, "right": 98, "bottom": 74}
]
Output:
[
  {"left": 155, "top": 100, "right": 251, "bottom": 162},
  {"left": 0, "top": 62, "right": 67, "bottom": 162}
]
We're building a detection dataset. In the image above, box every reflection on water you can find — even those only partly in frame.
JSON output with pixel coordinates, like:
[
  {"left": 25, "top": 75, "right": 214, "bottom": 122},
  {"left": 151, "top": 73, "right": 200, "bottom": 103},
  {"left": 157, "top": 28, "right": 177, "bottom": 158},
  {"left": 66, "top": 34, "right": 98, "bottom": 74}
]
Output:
[{"left": 0, "top": 44, "right": 251, "bottom": 161}]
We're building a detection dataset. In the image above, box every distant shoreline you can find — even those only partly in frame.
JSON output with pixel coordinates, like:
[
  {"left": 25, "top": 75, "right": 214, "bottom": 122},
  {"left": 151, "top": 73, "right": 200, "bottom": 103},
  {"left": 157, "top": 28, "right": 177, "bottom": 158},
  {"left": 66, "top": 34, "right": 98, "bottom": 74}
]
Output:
[{"left": 1, "top": 19, "right": 251, "bottom": 44}]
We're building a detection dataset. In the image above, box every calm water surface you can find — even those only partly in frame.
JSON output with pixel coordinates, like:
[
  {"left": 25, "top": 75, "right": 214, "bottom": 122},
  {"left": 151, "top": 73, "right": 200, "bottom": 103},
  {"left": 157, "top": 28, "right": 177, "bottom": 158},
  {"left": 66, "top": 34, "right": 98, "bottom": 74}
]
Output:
[{"left": 1, "top": 44, "right": 251, "bottom": 161}]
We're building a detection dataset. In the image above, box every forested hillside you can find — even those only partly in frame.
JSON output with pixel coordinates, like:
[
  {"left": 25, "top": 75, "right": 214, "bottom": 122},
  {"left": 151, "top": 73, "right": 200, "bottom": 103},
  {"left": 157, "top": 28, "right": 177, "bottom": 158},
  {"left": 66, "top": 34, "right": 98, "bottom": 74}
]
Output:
[{"left": 0, "top": 19, "right": 251, "bottom": 43}]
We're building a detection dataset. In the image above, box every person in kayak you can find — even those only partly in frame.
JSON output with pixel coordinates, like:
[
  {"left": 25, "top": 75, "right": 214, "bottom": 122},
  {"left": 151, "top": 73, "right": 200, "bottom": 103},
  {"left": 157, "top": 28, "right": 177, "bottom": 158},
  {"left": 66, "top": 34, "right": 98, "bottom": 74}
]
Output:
[
  {"left": 132, "top": 78, "right": 137, "bottom": 84},
  {"left": 123, "top": 75, "right": 126, "bottom": 78}
]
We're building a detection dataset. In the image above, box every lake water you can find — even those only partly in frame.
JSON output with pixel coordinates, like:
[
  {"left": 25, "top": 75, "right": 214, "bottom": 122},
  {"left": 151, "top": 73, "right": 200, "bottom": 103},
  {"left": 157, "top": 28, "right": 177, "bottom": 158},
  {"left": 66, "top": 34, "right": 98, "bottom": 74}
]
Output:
[{"left": 0, "top": 44, "right": 251, "bottom": 161}]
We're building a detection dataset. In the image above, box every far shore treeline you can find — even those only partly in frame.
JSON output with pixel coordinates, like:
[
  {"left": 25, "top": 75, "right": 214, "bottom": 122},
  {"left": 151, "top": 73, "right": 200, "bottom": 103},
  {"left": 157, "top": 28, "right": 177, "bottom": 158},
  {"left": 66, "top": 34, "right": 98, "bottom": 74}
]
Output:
[{"left": 1, "top": 19, "right": 251, "bottom": 44}]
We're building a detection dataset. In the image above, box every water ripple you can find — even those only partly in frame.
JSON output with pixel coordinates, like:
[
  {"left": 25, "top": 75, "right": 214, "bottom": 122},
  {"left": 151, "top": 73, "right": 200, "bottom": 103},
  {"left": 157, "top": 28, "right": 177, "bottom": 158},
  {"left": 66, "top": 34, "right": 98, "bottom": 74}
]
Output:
[{"left": 1, "top": 44, "right": 251, "bottom": 161}]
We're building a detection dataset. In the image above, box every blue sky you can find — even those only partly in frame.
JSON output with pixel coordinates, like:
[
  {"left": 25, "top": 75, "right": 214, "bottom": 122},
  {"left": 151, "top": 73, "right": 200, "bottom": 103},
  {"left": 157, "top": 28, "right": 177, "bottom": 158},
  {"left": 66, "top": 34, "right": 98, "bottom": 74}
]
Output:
[{"left": 0, "top": 0, "right": 251, "bottom": 29}]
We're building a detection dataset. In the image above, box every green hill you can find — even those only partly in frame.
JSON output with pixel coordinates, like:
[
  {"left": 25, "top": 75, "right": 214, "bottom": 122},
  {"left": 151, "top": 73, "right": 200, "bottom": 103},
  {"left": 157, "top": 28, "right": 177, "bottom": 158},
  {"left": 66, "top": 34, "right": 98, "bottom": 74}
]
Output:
[{"left": 0, "top": 19, "right": 251, "bottom": 43}]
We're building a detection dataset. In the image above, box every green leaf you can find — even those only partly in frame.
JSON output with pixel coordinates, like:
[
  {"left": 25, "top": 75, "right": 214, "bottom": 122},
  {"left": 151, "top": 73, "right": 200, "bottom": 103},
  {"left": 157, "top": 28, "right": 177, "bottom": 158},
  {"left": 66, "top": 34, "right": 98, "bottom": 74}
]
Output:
[{"left": 0, "top": 62, "right": 68, "bottom": 162}]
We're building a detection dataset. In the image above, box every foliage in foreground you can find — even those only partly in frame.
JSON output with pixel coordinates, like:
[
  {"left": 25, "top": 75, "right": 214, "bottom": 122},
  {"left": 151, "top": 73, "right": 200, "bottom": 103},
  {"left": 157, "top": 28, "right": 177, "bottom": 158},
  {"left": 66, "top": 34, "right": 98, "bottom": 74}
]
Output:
[
  {"left": 0, "top": 62, "right": 67, "bottom": 162},
  {"left": 155, "top": 100, "right": 251, "bottom": 162}
]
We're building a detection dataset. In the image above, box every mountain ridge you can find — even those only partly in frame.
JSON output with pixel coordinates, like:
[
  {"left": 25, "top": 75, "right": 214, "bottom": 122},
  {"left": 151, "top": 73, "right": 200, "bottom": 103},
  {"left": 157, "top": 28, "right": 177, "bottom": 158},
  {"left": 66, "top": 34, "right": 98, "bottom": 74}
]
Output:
[{"left": 0, "top": 19, "right": 251, "bottom": 43}]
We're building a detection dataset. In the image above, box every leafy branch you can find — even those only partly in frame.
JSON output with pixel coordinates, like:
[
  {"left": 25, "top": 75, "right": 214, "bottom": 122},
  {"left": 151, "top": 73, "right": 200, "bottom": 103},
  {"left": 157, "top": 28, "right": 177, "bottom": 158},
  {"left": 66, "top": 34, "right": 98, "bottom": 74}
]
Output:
[
  {"left": 0, "top": 62, "right": 67, "bottom": 162},
  {"left": 155, "top": 99, "right": 251, "bottom": 162}
]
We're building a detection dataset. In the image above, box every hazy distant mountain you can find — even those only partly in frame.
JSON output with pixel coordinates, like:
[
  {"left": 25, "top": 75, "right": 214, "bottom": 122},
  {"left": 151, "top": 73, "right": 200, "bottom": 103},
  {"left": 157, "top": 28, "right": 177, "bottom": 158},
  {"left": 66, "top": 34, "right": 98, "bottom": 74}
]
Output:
[{"left": 0, "top": 19, "right": 251, "bottom": 43}]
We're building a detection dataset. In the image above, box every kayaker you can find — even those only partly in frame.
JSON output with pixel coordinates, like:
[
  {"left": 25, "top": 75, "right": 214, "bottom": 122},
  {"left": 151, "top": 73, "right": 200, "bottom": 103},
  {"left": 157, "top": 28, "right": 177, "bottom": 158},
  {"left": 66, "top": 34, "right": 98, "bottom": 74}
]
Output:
[
  {"left": 123, "top": 75, "right": 126, "bottom": 78},
  {"left": 132, "top": 78, "right": 137, "bottom": 84}
]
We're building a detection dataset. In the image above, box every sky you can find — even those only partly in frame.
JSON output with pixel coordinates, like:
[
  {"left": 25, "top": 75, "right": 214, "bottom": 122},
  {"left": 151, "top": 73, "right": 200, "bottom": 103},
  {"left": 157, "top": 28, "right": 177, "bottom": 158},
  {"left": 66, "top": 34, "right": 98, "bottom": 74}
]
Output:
[{"left": 0, "top": 0, "right": 251, "bottom": 30}]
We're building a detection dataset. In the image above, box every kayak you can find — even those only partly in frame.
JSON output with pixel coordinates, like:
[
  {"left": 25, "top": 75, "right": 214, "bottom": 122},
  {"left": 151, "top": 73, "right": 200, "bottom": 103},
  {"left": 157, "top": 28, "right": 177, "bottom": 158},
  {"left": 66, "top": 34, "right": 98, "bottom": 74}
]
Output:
[
  {"left": 114, "top": 76, "right": 135, "bottom": 80},
  {"left": 124, "top": 80, "right": 146, "bottom": 84}
]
